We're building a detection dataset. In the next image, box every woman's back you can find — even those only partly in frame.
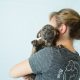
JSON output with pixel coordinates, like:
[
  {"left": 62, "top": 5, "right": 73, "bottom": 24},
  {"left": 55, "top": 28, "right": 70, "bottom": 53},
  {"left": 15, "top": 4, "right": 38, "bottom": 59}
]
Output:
[{"left": 29, "top": 46, "right": 80, "bottom": 80}]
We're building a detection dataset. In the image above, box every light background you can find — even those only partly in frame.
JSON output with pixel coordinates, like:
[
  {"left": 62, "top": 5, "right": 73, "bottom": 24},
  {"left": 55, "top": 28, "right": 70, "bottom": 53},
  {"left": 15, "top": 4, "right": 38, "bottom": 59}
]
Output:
[{"left": 0, "top": 0, "right": 80, "bottom": 80}]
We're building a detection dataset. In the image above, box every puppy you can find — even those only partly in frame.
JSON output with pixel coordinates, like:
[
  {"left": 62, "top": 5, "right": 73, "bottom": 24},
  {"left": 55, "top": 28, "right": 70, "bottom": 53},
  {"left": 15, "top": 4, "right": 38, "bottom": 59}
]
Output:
[
  {"left": 23, "top": 24, "right": 59, "bottom": 80},
  {"left": 32, "top": 24, "right": 59, "bottom": 54}
]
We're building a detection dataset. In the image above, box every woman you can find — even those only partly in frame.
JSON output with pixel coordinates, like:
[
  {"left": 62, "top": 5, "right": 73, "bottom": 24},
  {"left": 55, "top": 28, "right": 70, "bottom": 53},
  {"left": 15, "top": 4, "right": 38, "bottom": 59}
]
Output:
[{"left": 10, "top": 8, "right": 80, "bottom": 80}]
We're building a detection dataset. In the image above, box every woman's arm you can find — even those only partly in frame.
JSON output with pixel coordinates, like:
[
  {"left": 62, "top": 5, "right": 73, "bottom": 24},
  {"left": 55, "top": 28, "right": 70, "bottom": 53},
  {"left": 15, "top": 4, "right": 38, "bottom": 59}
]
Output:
[{"left": 10, "top": 60, "right": 33, "bottom": 78}]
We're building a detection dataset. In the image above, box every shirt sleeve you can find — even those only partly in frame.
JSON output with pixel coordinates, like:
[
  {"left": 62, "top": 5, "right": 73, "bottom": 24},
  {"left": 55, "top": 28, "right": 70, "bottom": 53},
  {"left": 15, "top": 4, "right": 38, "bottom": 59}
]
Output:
[{"left": 29, "top": 47, "right": 53, "bottom": 74}]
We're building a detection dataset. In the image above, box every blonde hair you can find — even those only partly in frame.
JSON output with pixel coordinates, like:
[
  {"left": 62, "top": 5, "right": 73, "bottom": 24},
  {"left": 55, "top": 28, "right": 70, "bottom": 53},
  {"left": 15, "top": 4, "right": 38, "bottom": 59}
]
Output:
[{"left": 50, "top": 8, "right": 80, "bottom": 39}]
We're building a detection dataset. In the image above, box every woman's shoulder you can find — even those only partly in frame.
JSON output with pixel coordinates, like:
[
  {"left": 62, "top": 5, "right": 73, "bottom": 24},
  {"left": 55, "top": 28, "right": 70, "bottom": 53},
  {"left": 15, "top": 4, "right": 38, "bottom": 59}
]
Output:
[
  {"left": 42, "top": 46, "right": 59, "bottom": 50},
  {"left": 39, "top": 46, "right": 59, "bottom": 53},
  {"left": 39, "top": 46, "right": 62, "bottom": 57}
]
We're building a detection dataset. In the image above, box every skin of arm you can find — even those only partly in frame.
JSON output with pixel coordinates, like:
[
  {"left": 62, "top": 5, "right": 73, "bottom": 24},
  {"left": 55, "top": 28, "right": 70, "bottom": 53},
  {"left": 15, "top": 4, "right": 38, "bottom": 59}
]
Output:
[{"left": 10, "top": 60, "right": 33, "bottom": 78}]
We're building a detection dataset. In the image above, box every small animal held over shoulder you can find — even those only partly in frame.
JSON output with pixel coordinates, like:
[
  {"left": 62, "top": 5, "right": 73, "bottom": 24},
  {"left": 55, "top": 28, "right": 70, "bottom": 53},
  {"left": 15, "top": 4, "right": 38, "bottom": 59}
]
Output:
[
  {"left": 32, "top": 24, "right": 59, "bottom": 54},
  {"left": 23, "top": 24, "right": 60, "bottom": 80}
]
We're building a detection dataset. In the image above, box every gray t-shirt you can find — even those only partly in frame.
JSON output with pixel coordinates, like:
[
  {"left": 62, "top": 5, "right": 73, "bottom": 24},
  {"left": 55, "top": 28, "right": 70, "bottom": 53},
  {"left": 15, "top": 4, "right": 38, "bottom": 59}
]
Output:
[{"left": 29, "top": 46, "right": 80, "bottom": 80}]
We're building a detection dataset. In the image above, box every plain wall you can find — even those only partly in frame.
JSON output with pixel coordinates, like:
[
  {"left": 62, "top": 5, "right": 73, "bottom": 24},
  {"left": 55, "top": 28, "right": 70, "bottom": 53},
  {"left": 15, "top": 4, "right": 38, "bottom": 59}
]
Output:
[{"left": 0, "top": 0, "right": 80, "bottom": 80}]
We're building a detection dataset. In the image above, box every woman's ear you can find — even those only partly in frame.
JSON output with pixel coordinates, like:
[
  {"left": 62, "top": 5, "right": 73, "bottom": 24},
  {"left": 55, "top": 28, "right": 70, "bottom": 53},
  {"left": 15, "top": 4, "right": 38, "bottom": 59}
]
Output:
[{"left": 58, "top": 24, "right": 67, "bottom": 34}]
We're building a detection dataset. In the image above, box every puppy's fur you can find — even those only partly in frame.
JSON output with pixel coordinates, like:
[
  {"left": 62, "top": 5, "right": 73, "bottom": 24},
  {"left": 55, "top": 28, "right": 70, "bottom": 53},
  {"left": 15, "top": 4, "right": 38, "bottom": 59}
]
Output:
[
  {"left": 32, "top": 24, "right": 59, "bottom": 54},
  {"left": 23, "top": 24, "right": 59, "bottom": 80}
]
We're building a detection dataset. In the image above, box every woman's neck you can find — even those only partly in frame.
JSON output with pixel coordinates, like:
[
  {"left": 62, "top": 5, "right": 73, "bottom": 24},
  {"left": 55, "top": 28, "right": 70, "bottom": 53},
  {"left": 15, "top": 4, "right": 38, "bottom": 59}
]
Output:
[{"left": 56, "top": 38, "right": 76, "bottom": 53}]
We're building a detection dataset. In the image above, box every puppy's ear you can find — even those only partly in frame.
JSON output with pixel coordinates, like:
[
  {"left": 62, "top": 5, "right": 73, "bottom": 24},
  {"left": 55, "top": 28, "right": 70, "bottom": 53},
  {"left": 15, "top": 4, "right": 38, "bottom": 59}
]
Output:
[{"left": 37, "top": 30, "right": 41, "bottom": 38}]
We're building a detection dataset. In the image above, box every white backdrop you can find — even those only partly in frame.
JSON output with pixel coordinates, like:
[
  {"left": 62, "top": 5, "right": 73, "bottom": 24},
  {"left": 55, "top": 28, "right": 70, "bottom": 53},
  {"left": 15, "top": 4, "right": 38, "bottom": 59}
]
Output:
[{"left": 0, "top": 0, "right": 80, "bottom": 80}]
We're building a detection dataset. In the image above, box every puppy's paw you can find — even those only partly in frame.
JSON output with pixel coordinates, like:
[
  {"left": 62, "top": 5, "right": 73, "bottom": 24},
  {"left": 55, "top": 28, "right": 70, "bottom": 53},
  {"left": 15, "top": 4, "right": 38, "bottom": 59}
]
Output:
[{"left": 31, "top": 40, "right": 38, "bottom": 46}]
